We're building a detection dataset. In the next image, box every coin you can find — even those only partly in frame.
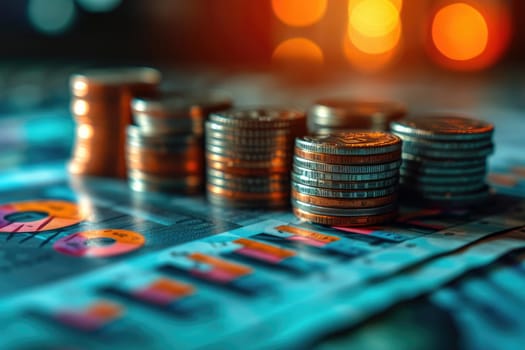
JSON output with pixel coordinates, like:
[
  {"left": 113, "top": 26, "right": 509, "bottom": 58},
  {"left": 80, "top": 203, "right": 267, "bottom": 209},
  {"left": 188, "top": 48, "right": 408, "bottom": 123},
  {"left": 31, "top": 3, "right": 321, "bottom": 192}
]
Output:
[
  {"left": 296, "top": 132, "right": 401, "bottom": 156},
  {"left": 402, "top": 144, "right": 494, "bottom": 159},
  {"left": 294, "top": 147, "right": 401, "bottom": 164},
  {"left": 391, "top": 115, "right": 494, "bottom": 141},
  {"left": 292, "top": 165, "right": 399, "bottom": 182},
  {"left": 293, "top": 207, "right": 397, "bottom": 226},
  {"left": 292, "top": 182, "right": 398, "bottom": 199},
  {"left": 399, "top": 172, "right": 485, "bottom": 185},
  {"left": 400, "top": 153, "right": 487, "bottom": 167},
  {"left": 292, "top": 172, "right": 399, "bottom": 190},
  {"left": 400, "top": 161, "right": 486, "bottom": 176},
  {"left": 293, "top": 156, "right": 402, "bottom": 174},
  {"left": 207, "top": 176, "right": 290, "bottom": 193},
  {"left": 308, "top": 98, "right": 406, "bottom": 130},
  {"left": 395, "top": 135, "right": 493, "bottom": 150},
  {"left": 291, "top": 189, "right": 397, "bottom": 208},
  {"left": 400, "top": 180, "right": 487, "bottom": 193},
  {"left": 292, "top": 199, "right": 397, "bottom": 217},
  {"left": 209, "top": 108, "right": 306, "bottom": 129}
]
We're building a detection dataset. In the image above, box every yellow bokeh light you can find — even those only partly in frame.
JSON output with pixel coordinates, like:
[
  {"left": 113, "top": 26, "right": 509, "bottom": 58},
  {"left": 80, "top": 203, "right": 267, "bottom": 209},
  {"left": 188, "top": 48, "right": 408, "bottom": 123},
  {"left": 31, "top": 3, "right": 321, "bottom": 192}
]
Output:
[
  {"left": 432, "top": 3, "right": 488, "bottom": 61},
  {"left": 272, "top": 38, "right": 324, "bottom": 65},
  {"left": 348, "top": 20, "right": 401, "bottom": 55},
  {"left": 343, "top": 34, "right": 398, "bottom": 73},
  {"left": 272, "top": 0, "right": 327, "bottom": 27},
  {"left": 349, "top": 0, "right": 400, "bottom": 37}
]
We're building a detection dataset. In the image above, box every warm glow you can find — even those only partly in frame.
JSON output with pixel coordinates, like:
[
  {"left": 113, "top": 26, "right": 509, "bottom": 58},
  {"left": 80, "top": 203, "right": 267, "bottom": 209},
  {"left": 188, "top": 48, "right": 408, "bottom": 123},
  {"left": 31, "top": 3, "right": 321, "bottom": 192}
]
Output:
[
  {"left": 78, "top": 124, "right": 93, "bottom": 139},
  {"left": 348, "top": 20, "right": 401, "bottom": 54},
  {"left": 72, "top": 99, "right": 89, "bottom": 115},
  {"left": 428, "top": 1, "right": 512, "bottom": 71},
  {"left": 349, "top": 0, "right": 399, "bottom": 37},
  {"left": 272, "top": 38, "right": 324, "bottom": 65},
  {"left": 343, "top": 32, "right": 398, "bottom": 72},
  {"left": 432, "top": 3, "right": 488, "bottom": 61},
  {"left": 272, "top": 0, "right": 327, "bottom": 27}
]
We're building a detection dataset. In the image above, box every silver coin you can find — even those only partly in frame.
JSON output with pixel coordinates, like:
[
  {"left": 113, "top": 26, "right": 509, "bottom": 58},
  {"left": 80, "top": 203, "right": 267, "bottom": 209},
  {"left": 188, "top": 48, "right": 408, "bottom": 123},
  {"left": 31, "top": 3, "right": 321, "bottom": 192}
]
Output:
[
  {"left": 131, "top": 91, "right": 232, "bottom": 117},
  {"left": 129, "top": 169, "right": 202, "bottom": 184},
  {"left": 206, "top": 147, "right": 291, "bottom": 162},
  {"left": 207, "top": 176, "right": 290, "bottom": 193},
  {"left": 397, "top": 136, "right": 493, "bottom": 150},
  {"left": 401, "top": 153, "right": 488, "bottom": 167},
  {"left": 209, "top": 108, "right": 306, "bottom": 129},
  {"left": 295, "top": 132, "right": 402, "bottom": 155},
  {"left": 400, "top": 171, "right": 486, "bottom": 185},
  {"left": 391, "top": 116, "right": 494, "bottom": 141},
  {"left": 308, "top": 98, "right": 406, "bottom": 127},
  {"left": 207, "top": 168, "right": 289, "bottom": 182},
  {"left": 133, "top": 113, "right": 201, "bottom": 135},
  {"left": 401, "top": 144, "right": 494, "bottom": 159},
  {"left": 206, "top": 132, "right": 293, "bottom": 147},
  {"left": 205, "top": 121, "right": 302, "bottom": 136},
  {"left": 292, "top": 182, "right": 398, "bottom": 198},
  {"left": 292, "top": 198, "right": 397, "bottom": 217},
  {"left": 292, "top": 165, "right": 399, "bottom": 181},
  {"left": 400, "top": 181, "right": 487, "bottom": 194},
  {"left": 400, "top": 162, "right": 486, "bottom": 175},
  {"left": 293, "top": 156, "right": 401, "bottom": 174},
  {"left": 402, "top": 186, "right": 490, "bottom": 203},
  {"left": 205, "top": 143, "right": 291, "bottom": 155},
  {"left": 205, "top": 135, "right": 293, "bottom": 148},
  {"left": 292, "top": 172, "right": 398, "bottom": 190}
]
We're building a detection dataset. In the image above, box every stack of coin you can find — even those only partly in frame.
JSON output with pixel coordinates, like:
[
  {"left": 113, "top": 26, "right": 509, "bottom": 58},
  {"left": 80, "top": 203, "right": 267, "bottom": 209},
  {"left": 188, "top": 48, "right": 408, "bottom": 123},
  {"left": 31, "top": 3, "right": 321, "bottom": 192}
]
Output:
[
  {"left": 69, "top": 67, "right": 161, "bottom": 178},
  {"left": 127, "top": 92, "right": 232, "bottom": 193},
  {"left": 308, "top": 98, "right": 406, "bottom": 135},
  {"left": 391, "top": 115, "right": 494, "bottom": 207},
  {"left": 291, "top": 132, "right": 402, "bottom": 226},
  {"left": 205, "top": 108, "right": 307, "bottom": 208}
]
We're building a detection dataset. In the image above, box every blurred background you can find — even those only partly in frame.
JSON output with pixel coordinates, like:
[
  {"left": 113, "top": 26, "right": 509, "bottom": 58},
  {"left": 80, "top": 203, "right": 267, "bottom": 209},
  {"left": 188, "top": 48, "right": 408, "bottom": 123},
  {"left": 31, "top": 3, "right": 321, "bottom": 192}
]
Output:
[
  {"left": 0, "top": 0, "right": 523, "bottom": 119},
  {"left": 1, "top": 0, "right": 522, "bottom": 69}
]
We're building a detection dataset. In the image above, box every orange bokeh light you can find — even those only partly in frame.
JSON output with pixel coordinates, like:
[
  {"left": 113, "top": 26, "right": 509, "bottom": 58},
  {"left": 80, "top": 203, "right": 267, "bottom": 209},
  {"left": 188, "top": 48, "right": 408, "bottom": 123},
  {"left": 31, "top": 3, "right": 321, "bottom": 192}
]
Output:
[
  {"left": 272, "top": 38, "right": 324, "bottom": 65},
  {"left": 343, "top": 34, "right": 398, "bottom": 73},
  {"left": 432, "top": 3, "right": 488, "bottom": 61},
  {"left": 348, "top": 20, "right": 401, "bottom": 55},
  {"left": 428, "top": 1, "right": 512, "bottom": 71},
  {"left": 272, "top": 0, "right": 327, "bottom": 27}
]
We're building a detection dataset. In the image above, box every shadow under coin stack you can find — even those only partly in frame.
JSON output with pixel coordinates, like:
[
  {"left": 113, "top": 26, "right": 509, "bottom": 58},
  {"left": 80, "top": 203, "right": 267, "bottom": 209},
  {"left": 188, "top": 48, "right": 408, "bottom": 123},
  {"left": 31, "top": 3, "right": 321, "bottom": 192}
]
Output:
[
  {"left": 69, "top": 68, "right": 161, "bottom": 178},
  {"left": 127, "top": 93, "right": 232, "bottom": 194},
  {"left": 291, "top": 132, "right": 402, "bottom": 226},
  {"left": 205, "top": 108, "right": 307, "bottom": 208},
  {"left": 307, "top": 99, "right": 406, "bottom": 135},
  {"left": 391, "top": 116, "right": 494, "bottom": 207}
]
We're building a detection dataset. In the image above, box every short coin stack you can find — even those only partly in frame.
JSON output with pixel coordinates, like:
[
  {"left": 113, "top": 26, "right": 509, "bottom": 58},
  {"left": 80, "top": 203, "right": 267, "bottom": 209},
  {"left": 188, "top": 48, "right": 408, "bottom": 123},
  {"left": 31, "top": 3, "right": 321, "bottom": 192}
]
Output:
[
  {"left": 292, "top": 132, "right": 402, "bottom": 226},
  {"left": 205, "top": 108, "right": 307, "bottom": 208},
  {"left": 127, "top": 93, "right": 232, "bottom": 193},
  {"left": 69, "top": 67, "right": 161, "bottom": 178},
  {"left": 391, "top": 115, "right": 494, "bottom": 207},
  {"left": 308, "top": 99, "right": 406, "bottom": 135}
]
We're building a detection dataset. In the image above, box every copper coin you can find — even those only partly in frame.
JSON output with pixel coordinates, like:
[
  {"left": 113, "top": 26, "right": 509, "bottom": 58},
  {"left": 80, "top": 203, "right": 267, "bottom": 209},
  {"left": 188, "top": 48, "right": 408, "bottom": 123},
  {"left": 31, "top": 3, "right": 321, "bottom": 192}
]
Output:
[{"left": 293, "top": 207, "right": 397, "bottom": 226}]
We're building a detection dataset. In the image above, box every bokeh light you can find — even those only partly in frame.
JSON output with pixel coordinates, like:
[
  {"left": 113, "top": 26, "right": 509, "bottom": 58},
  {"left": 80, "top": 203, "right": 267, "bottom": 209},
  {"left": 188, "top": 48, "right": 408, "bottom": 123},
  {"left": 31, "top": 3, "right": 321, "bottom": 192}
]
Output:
[
  {"left": 28, "top": 0, "right": 76, "bottom": 35},
  {"left": 350, "top": 0, "right": 399, "bottom": 37},
  {"left": 272, "top": 38, "right": 324, "bottom": 65},
  {"left": 428, "top": 1, "right": 512, "bottom": 71},
  {"left": 344, "top": 0, "right": 402, "bottom": 72},
  {"left": 272, "top": 0, "right": 327, "bottom": 27},
  {"left": 432, "top": 3, "right": 487, "bottom": 61}
]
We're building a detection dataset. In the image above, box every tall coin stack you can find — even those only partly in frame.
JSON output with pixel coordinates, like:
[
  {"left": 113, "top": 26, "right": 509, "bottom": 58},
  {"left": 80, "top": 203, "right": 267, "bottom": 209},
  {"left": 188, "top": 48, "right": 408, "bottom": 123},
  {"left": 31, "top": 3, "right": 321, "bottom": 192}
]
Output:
[
  {"left": 69, "top": 67, "right": 161, "bottom": 178},
  {"left": 205, "top": 108, "right": 307, "bottom": 208},
  {"left": 291, "top": 132, "right": 402, "bottom": 226},
  {"left": 308, "top": 99, "right": 406, "bottom": 135},
  {"left": 127, "top": 93, "right": 232, "bottom": 193},
  {"left": 391, "top": 116, "right": 494, "bottom": 207}
]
